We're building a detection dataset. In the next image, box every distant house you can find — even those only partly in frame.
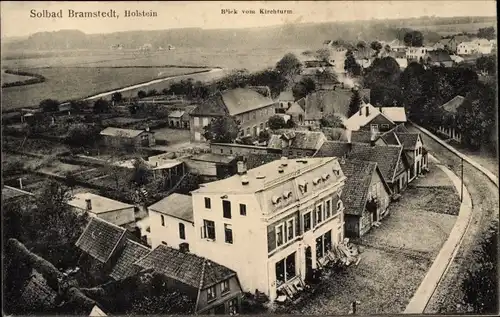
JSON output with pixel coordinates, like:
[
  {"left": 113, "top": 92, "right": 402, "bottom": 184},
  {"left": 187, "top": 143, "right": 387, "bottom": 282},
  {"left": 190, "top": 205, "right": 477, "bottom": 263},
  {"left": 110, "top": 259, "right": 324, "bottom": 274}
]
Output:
[
  {"left": 167, "top": 110, "right": 185, "bottom": 128},
  {"left": 395, "top": 58, "right": 408, "bottom": 69},
  {"left": 181, "top": 105, "right": 197, "bottom": 129},
  {"left": 278, "top": 91, "right": 295, "bottom": 109},
  {"left": 406, "top": 46, "right": 435, "bottom": 62},
  {"left": 344, "top": 104, "right": 407, "bottom": 132},
  {"left": 134, "top": 244, "right": 243, "bottom": 315},
  {"left": 148, "top": 193, "right": 194, "bottom": 250},
  {"left": 437, "top": 95, "right": 466, "bottom": 143},
  {"left": 435, "top": 35, "right": 471, "bottom": 53},
  {"left": 67, "top": 192, "right": 136, "bottom": 226},
  {"left": 314, "top": 141, "right": 410, "bottom": 195},
  {"left": 303, "top": 88, "right": 371, "bottom": 126},
  {"left": 457, "top": 41, "right": 479, "bottom": 55},
  {"left": 340, "top": 160, "right": 392, "bottom": 237},
  {"left": 210, "top": 142, "right": 269, "bottom": 156},
  {"left": 267, "top": 130, "right": 327, "bottom": 157},
  {"left": 183, "top": 153, "right": 238, "bottom": 181},
  {"left": 473, "top": 38, "right": 494, "bottom": 54},
  {"left": 189, "top": 88, "right": 279, "bottom": 142},
  {"left": 100, "top": 127, "right": 155, "bottom": 148},
  {"left": 425, "top": 50, "right": 454, "bottom": 67},
  {"left": 286, "top": 98, "right": 306, "bottom": 124},
  {"left": 301, "top": 63, "right": 337, "bottom": 89}
]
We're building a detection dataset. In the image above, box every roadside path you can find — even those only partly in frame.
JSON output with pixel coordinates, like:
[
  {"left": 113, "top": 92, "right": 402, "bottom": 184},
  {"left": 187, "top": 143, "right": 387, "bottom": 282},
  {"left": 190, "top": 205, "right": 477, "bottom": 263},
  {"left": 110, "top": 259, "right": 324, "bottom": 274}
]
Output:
[{"left": 404, "top": 154, "right": 472, "bottom": 313}]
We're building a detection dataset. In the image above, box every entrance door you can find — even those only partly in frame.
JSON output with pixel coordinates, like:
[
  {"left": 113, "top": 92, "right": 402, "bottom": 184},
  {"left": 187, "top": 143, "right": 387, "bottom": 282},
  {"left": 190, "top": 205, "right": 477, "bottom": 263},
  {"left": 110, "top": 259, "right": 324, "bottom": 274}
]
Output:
[{"left": 305, "top": 246, "right": 313, "bottom": 282}]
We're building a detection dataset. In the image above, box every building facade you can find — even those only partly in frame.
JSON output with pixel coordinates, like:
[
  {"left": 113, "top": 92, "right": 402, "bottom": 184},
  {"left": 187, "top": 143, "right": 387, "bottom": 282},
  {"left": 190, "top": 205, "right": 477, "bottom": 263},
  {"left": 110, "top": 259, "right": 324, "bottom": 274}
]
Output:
[{"left": 190, "top": 157, "right": 346, "bottom": 301}]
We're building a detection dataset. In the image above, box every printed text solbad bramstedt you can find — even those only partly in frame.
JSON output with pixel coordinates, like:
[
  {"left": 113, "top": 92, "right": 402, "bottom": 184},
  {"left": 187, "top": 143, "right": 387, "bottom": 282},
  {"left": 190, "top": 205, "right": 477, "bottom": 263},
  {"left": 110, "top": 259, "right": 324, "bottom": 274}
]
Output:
[{"left": 29, "top": 9, "right": 158, "bottom": 18}]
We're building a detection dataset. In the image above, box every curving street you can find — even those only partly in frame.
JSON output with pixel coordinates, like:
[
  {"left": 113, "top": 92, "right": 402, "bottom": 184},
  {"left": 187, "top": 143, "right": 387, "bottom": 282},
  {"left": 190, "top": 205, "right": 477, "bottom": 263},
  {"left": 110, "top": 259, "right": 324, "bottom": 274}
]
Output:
[{"left": 407, "top": 123, "right": 499, "bottom": 313}]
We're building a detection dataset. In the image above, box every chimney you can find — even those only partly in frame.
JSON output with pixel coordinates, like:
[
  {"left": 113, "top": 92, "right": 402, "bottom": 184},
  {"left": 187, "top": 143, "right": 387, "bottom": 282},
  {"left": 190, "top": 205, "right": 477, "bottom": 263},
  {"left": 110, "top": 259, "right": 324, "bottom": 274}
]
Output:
[
  {"left": 280, "top": 157, "right": 288, "bottom": 167},
  {"left": 278, "top": 167, "right": 284, "bottom": 173},
  {"left": 86, "top": 199, "right": 92, "bottom": 211},
  {"left": 370, "top": 129, "right": 377, "bottom": 147},
  {"left": 241, "top": 175, "right": 249, "bottom": 185},
  {"left": 365, "top": 106, "right": 370, "bottom": 117},
  {"left": 18, "top": 178, "right": 23, "bottom": 190},
  {"left": 145, "top": 126, "right": 150, "bottom": 132},
  {"left": 237, "top": 161, "right": 247, "bottom": 175},
  {"left": 345, "top": 129, "right": 352, "bottom": 144}
]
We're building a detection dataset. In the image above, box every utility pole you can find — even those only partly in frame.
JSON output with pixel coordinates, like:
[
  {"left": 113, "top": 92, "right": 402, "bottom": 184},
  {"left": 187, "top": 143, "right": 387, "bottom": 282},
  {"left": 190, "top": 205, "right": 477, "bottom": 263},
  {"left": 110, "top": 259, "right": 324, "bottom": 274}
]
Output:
[{"left": 461, "top": 157, "right": 464, "bottom": 202}]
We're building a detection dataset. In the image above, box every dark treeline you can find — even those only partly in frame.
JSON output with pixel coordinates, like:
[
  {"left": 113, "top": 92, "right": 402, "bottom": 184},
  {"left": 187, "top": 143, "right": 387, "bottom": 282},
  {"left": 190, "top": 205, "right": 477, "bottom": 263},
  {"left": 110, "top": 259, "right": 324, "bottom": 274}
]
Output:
[{"left": 2, "top": 69, "right": 46, "bottom": 88}]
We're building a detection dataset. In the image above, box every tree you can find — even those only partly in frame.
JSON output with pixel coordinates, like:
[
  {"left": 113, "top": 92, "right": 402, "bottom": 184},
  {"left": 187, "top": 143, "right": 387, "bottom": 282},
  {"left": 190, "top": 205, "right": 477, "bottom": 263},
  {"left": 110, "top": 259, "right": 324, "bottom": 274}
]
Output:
[
  {"left": 476, "top": 55, "right": 496, "bottom": 75},
  {"left": 315, "top": 48, "right": 331, "bottom": 63},
  {"left": 403, "top": 30, "right": 424, "bottom": 47},
  {"left": 248, "top": 68, "right": 287, "bottom": 99},
  {"left": 320, "top": 113, "right": 344, "bottom": 128},
  {"left": 384, "top": 44, "right": 391, "bottom": 54},
  {"left": 315, "top": 68, "right": 338, "bottom": 86},
  {"left": 356, "top": 41, "right": 367, "bottom": 50},
  {"left": 65, "top": 123, "right": 100, "bottom": 148},
  {"left": 292, "top": 77, "right": 316, "bottom": 100},
  {"left": 268, "top": 115, "right": 287, "bottom": 130},
  {"left": 477, "top": 27, "right": 496, "bottom": 40},
  {"left": 348, "top": 89, "right": 362, "bottom": 117},
  {"left": 258, "top": 130, "right": 270, "bottom": 143},
  {"left": 286, "top": 118, "right": 296, "bottom": 128},
  {"left": 275, "top": 53, "right": 303, "bottom": 85},
  {"left": 344, "top": 50, "right": 362, "bottom": 76},
  {"left": 137, "top": 90, "right": 147, "bottom": 99},
  {"left": 370, "top": 41, "right": 382, "bottom": 56},
  {"left": 93, "top": 98, "right": 111, "bottom": 113},
  {"left": 202, "top": 115, "right": 240, "bottom": 143},
  {"left": 363, "top": 56, "right": 401, "bottom": 89},
  {"left": 111, "top": 92, "right": 123, "bottom": 103},
  {"left": 39, "top": 99, "right": 60, "bottom": 112},
  {"left": 147, "top": 89, "right": 158, "bottom": 97},
  {"left": 69, "top": 100, "right": 89, "bottom": 113},
  {"left": 462, "top": 221, "right": 498, "bottom": 313}
]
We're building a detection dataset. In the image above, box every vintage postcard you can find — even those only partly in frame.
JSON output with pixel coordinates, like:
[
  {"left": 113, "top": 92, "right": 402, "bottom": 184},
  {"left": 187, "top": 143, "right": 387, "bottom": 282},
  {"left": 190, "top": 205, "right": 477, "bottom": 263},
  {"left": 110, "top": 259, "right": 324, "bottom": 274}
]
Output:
[{"left": 1, "top": 1, "right": 498, "bottom": 315}]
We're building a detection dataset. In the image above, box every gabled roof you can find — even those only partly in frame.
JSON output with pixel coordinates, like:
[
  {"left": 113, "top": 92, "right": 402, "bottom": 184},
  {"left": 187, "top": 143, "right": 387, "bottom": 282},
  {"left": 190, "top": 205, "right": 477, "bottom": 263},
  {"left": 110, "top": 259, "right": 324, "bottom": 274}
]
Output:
[
  {"left": 350, "top": 131, "right": 374, "bottom": 144},
  {"left": 286, "top": 101, "right": 305, "bottom": 114},
  {"left": 89, "top": 305, "right": 107, "bottom": 316},
  {"left": 344, "top": 104, "right": 395, "bottom": 131},
  {"left": 2, "top": 186, "right": 33, "bottom": 201},
  {"left": 379, "top": 131, "right": 401, "bottom": 146},
  {"left": 442, "top": 95, "right": 466, "bottom": 114},
  {"left": 296, "top": 97, "right": 306, "bottom": 110},
  {"left": 75, "top": 217, "right": 127, "bottom": 263},
  {"left": 100, "top": 127, "right": 147, "bottom": 138},
  {"left": 267, "top": 130, "right": 326, "bottom": 151},
  {"left": 68, "top": 192, "right": 134, "bottom": 214},
  {"left": 148, "top": 193, "right": 194, "bottom": 223},
  {"left": 380, "top": 107, "right": 407, "bottom": 123},
  {"left": 396, "top": 133, "right": 420, "bottom": 150},
  {"left": 305, "top": 89, "right": 370, "bottom": 120},
  {"left": 244, "top": 153, "right": 283, "bottom": 170},
  {"left": 340, "top": 160, "right": 391, "bottom": 216},
  {"left": 181, "top": 105, "right": 197, "bottom": 121},
  {"left": 427, "top": 50, "right": 453, "bottom": 63},
  {"left": 168, "top": 110, "right": 185, "bottom": 118},
  {"left": 189, "top": 153, "right": 237, "bottom": 164},
  {"left": 109, "top": 239, "right": 150, "bottom": 281},
  {"left": 134, "top": 244, "right": 236, "bottom": 289},
  {"left": 190, "top": 88, "right": 275, "bottom": 117},
  {"left": 314, "top": 141, "right": 403, "bottom": 183}
]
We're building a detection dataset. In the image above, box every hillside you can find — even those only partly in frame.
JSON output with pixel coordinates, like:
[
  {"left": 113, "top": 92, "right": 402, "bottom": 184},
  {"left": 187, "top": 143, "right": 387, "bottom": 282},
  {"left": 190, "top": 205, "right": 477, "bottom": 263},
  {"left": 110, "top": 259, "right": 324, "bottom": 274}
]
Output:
[{"left": 3, "top": 16, "right": 496, "bottom": 52}]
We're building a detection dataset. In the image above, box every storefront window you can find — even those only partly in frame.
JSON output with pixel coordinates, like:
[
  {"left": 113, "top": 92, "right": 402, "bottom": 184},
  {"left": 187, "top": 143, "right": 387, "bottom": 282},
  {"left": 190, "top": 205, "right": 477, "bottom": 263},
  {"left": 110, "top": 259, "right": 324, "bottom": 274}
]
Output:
[
  {"left": 275, "top": 259, "right": 285, "bottom": 286},
  {"left": 324, "top": 230, "right": 332, "bottom": 253},
  {"left": 316, "top": 236, "right": 324, "bottom": 259},
  {"left": 276, "top": 252, "right": 297, "bottom": 286},
  {"left": 285, "top": 252, "right": 296, "bottom": 280}
]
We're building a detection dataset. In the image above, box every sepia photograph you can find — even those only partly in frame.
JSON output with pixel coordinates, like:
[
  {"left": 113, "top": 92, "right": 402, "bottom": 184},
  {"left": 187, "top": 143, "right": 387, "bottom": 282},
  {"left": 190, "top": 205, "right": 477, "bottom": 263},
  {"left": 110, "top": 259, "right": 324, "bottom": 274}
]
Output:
[{"left": 1, "top": 1, "right": 498, "bottom": 315}]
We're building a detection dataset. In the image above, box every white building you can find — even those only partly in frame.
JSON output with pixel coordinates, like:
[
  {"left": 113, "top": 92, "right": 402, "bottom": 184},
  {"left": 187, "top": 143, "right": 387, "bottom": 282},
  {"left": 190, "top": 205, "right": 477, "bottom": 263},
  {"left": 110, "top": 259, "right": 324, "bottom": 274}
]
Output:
[
  {"left": 474, "top": 39, "right": 494, "bottom": 54},
  {"left": 406, "top": 46, "right": 435, "bottom": 61},
  {"left": 457, "top": 41, "right": 479, "bottom": 55},
  {"left": 190, "top": 157, "right": 346, "bottom": 301}
]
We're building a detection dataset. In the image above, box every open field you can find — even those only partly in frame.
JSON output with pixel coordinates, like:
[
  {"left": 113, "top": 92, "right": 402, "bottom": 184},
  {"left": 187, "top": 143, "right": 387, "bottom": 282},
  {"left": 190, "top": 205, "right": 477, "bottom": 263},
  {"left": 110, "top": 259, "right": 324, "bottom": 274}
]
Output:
[
  {"left": 1, "top": 66, "right": 206, "bottom": 110},
  {"left": 409, "top": 21, "right": 496, "bottom": 36}
]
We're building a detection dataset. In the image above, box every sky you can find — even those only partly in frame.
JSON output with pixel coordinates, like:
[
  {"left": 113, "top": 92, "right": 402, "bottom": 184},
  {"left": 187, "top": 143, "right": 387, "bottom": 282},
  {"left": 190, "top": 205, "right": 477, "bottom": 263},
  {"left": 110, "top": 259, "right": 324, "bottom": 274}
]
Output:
[{"left": 1, "top": 1, "right": 497, "bottom": 38}]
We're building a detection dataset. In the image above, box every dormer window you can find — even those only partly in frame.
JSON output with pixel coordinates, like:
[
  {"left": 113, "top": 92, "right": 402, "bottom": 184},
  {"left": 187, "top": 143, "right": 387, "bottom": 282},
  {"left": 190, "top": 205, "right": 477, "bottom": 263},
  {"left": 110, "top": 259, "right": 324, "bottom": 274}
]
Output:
[
  {"left": 272, "top": 195, "right": 282, "bottom": 205},
  {"left": 333, "top": 168, "right": 340, "bottom": 176},
  {"left": 322, "top": 173, "right": 330, "bottom": 181},
  {"left": 298, "top": 181, "right": 308, "bottom": 193},
  {"left": 312, "top": 177, "right": 321, "bottom": 185},
  {"left": 283, "top": 191, "right": 292, "bottom": 199}
]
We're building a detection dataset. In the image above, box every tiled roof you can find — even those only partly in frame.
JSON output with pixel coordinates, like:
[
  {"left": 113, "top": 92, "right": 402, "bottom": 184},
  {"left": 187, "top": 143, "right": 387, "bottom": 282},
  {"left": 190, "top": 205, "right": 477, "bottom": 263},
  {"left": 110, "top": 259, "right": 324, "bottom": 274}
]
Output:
[
  {"left": 245, "top": 153, "right": 283, "bottom": 170},
  {"left": 427, "top": 50, "right": 453, "bottom": 63},
  {"left": 314, "top": 141, "right": 403, "bottom": 183},
  {"left": 350, "top": 131, "right": 374, "bottom": 144},
  {"left": 134, "top": 244, "right": 236, "bottom": 289},
  {"left": 396, "top": 133, "right": 419, "bottom": 150},
  {"left": 340, "top": 160, "right": 379, "bottom": 215},
  {"left": 182, "top": 105, "right": 197, "bottom": 121},
  {"left": 344, "top": 104, "right": 393, "bottom": 131},
  {"left": 190, "top": 93, "right": 227, "bottom": 116},
  {"left": 109, "top": 239, "right": 150, "bottom": 281},
  {"left": 19, "top": 269, "right": 58, "bottom": 310},
  {"left": 379, "top": 131, "right": 401, "bottom": 146},
  {"left": 75, "top": 217, "right": 127, "bottom": 263},
  {"left": 442, "top": 95, "right": 466, "bottom": 114},
  {"left": 100, "top": 127, "right": 146, "bottom": 138},
  {"left": 148, "top": 193, "right": 194, "bottom": 223},
  {"left": 305, "top": 89, "right": 370, "bottom": 120},
  {"left": 68, "top": 192, "right": 134, "bottom": 214},
  {"left": 268, "top": 130, "right": 326, "bottom": 150}
]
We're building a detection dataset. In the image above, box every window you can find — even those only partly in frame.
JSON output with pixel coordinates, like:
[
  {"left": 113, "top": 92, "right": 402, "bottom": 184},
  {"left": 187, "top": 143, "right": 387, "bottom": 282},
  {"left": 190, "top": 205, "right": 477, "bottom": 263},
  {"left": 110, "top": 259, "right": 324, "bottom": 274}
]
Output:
[
  {"left": 228, "top": 298, "right": 239, "bottom": 315},
  {"left": 325, "top": 200, "right": 331, "bottom": 218},
  {"left": 324, "top": 230, "right": 332, "bottom": 254},
  {"left": 202, "top": 117, "right": 209, "bottom": 127},
  {"left": 204, "top": 197, "right": 211, "bottom": 209},
  {"left": 276, "top": 224, "right": 284, "bottom": 247},
  {"left": 161, "top": 215, "right": 165, "bottom": 226},
  {"left": 287, "top": 219, "right": 294, "bottom": 241},
  {"left": 381, "top": 124, "right": 389, "bottom": 130},
  {"left": 221, "top": 280, "right": 230, "bottom": 294},
  {"left": 297, "top": 151, "right": 302, "bottom": 157},
  {"left": 316, "top": 236, "right": 324, "bottom": 259},
  {"left": 246, "top": 128, "right": 250, "bottom": 136},
  {"left": 224, "top": 224, "right": 233, "bottom": 244},
  {"left": 304, "top": 212, "right": 312, "bottom": 232},
  {"left": 203, "top": 220, "right": 216, "bottom": 240},
  {"left": 275, "top": 252, "right": 296, "bottom": 286},
  {"left": 220, "top": 149, "right": 224, "bottom": 153},
  {"left": 239, "top": 203, "right": 247, "bottom": 216},
  {"left": 370, "top": 124, "right": 379, "bottom": 132},
  {"left": 179, "top": 223, "right": 186, "bottom": 240},
  {"left": 194, "top": 117, "right": 200, "bottom": 127},
  {"left": 316, "top": 204, "right": 323, "bottom": 224},
  {"left": 222, "top": 200, "right": 232, "bottom": 219},
  {"left": 260, "top": 123, "right": 264, "bottom": 131},
  {"left": 207, "top": 285, "right": 217, "bottom": 301}
]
